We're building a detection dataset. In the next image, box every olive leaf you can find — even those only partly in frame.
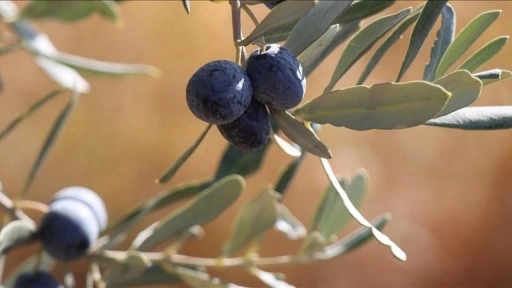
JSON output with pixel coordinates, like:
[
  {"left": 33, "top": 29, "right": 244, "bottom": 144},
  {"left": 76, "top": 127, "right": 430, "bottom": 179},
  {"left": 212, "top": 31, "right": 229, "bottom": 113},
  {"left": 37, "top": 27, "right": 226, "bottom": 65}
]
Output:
[
  {"left": 223, "top": 188, "right": 279, "bottom": 256},
  {"left": 433, "top": 70, "right": 482, "bottom": 117},
  {"left": 424, "top": 4, "right": 455, "bottom": 82},
  {"left": 396, "top": 0, "right": 447, "bottom": 81},
  {"left": 23, "top": 90, "right": 80, "bottom": 195},
  {"left": 20, "top": 0, "right": 121, "bottom": 23},
  {"left": 474, "top": 69, "right": 512, "bottom": 86},
  {"left": 294, "top": 81, "right": 451, "bottom": 130},
  {"left": 274, "top": 204, "right": 306, "bottom": 240},
  {"left": 458, "top": 36, "right": 509, "bottom": 73},
  {"left": 436, "top": 10, "right": 501, "bottom": 78},
  {"left": 214, "top": 142, "right": 271, "bottom": 181},
  {"left": 320, "top": 158, "right": 406, "bottom": 261},
  {"left": 334, "top": 0, "right": 395, "bottom": 25},
  {"left": 324, "top": 7, "right": 411, "bottom": 92},
  {"left": 132, "top": 175, "right": 244, "bottom": 250},
  {"left": 284, "top": 0, "right": 351, "bottom": 56},
  {"left": 0, "top": 220, "right": 37, "bottom": 254},
  {"left": 425, "top": 106, "right": 512, "bottom": 130},
  {"left": 270, "top": 109, "right": 331, "bottom": 159},
  {"left": 358, "top": 5, "right": 423, "bottom": 85}
]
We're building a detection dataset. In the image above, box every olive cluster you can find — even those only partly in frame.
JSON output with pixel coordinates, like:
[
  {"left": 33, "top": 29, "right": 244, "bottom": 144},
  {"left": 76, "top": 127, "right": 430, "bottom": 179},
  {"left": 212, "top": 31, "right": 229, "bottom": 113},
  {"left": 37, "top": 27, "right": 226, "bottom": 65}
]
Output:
[
  {"left": 14, "top": 187, "right": 107, "bottom": 287},
  {"left": 186, "top": 44, "right": 306, "bottom": 150}
]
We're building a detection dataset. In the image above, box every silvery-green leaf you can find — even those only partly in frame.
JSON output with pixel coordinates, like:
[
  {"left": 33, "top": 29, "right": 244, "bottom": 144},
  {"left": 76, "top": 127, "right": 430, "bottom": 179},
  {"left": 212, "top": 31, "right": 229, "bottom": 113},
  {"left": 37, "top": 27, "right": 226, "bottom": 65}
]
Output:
[
  {"left": 214, "top": 142, "right": 271, "bottom": 181},
  {"left": 433, "top": 70, "right": 482, "bottom": 117},
  {"left": 23, "top": 90, "right": 80, "bottom": 195},
  {"left": 285, "top": 1, "right": 351, "bottom": 55},
  {"left": 426, "top": 106, "right": 512, "bottom": 130},
  {"left": 106, "top": 265, "right": 182, "bottom": 287},
  {"left": 182, "top": 0, "right": 191, "bottom": 14},
  {"left": 357, "top": 6, "right": 423, "bottom": 85},
  {"left": 0, "top": 220, "right": 36, "bottom": 254},
  {"left": 157, "top": 124, "right": 212, "bottom": 184},
  {"left": 133, "top": 175, "right": 244, "bottom": 250},
  {"left": 436, "top": 10, "right": 501, "bottom": 78},
  {"left": 20, "top": 0, "right": 120, "bottom": 23},
  {"left": 274, "top": 204, "right": 306, "bottom": 240},
  {"left": 312, "top": 213, "right": 390, "bottom": 260},
  {"left": 271, "top": 109, "right": 331, "bottom": 159},
  {"left": 0, "top": 1, "right": 19, "bottom": 22},
  {"left": 240, "top": 0, "right": 314, "bottom": 46},
  {"left": 274, "top": 155, "right": 304, "bottom": 195},
  {"left": 324, "top": 8, "right": 411, "bottom": 92},
  {"left": 474, "top": 69, "right": 512, "bottom": 86},
  {"left": 0, "top": 89, "right": 65, "bottom": 142},
  {"left": 42, "top": 51, "right": 161, "bottom": 78},
  {"left": 298, "top": 24, "right": 339, "bottom": 77},
  {"left": 334, "top": 0, "right": 395, "bottom": 25},
  {"left": 320, "top": 158, "right": 406, "bottom": 261},
  {"left": 396, "top": 0, "right": 447, "bottom": 81},
  {"left": 105, "top": 180, "right": 209, "bottom": 241},
  {"left": 223, "top": 188, "right": 279, "bottom": 256},
  {"left": 10, "top": 21, "right": 90, "bottom": 93},
  {"left": 424, "top": 4, "right": 455, "bottom": 82},
  {"left": 249, "top": 268, "right": 295, "bottom": 288},
  {"left": 295, "top": 81, "right": 450, "bottom": 130},
  {"left": 310, "top": 170, "right": 368, "bottom": 242},
  {"left": 458, "top": 36, "right": 509, "bottom": 72}
]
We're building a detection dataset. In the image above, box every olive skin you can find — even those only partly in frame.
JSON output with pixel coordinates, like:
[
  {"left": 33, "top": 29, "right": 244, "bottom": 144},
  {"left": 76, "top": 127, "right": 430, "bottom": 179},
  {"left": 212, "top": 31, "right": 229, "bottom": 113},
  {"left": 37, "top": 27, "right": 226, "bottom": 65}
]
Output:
[
  {"left": 187, "top": 60, "right": 253, "bottom": 124},
  {"left": 246, "top": 44, "right": 306, "bottom": 110},
  {"left": 218, "top": 99, "right": 271, "bottom": 151},
  {"left": 14, "top": 271, "right": 62, "bottom": 288},
  {"left": 39, "top": 187, "right": 107, "bottom": 261}
]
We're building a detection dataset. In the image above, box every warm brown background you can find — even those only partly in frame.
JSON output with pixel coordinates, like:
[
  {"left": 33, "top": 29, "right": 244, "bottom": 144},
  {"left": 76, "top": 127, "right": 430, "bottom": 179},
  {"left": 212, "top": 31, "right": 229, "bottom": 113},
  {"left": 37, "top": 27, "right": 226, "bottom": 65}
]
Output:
[{"left": 1, "top": 1, "right": 512, "bottom": 287}]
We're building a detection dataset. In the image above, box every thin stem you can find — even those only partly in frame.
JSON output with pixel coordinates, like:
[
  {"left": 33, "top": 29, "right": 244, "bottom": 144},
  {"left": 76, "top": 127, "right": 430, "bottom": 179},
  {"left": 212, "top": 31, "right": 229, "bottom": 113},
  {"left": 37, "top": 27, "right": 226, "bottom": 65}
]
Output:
[
  {"left": 230, "top": 0, "right": 247, "bottom": 66},
  {"left": 14, "top": 200, "right": 49, "bottom": 214},
  {"left": 241, "top": 4, "right": 259, "bottom": 28},
  {"left": 0, "top": 184, "right": 33, "bottom": 223}
]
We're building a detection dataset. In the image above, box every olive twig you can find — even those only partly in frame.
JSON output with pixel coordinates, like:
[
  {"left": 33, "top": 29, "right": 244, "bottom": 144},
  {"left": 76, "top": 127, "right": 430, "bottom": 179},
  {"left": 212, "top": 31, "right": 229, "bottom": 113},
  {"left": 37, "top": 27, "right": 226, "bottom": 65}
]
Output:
[
  {"left": 0, "top": 183, "right": 33, "bottom": 223},
  {"left": 230, "top": 0, "right": 247, "bottom": 66}
]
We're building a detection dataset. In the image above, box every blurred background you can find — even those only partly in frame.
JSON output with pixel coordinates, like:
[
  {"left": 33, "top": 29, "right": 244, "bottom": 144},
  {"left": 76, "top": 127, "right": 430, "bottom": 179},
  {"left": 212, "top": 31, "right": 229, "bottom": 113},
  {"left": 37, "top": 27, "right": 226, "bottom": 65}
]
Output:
[{"left": 1, "top": 1, "right": 512, "bottom": 287}]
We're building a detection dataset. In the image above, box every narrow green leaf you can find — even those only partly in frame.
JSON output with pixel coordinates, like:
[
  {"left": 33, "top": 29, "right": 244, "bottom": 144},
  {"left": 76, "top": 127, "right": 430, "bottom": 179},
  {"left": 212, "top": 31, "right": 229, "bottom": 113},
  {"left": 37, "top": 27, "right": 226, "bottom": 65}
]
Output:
[
  {"left": 325, "top": 8, "right": 411, "bottom": 92},
  {"left": 459, "top": 36, "right": 509, "bottom": 72},
  {"left": 433, "top": 70, "right": 482, "bottom": 117},
  {"left": 474, "top": 69, "right": 512, "bottom": 86},
  {"left": 223, "top": 188, "right": 279, "bottom": 256},
  {"left": 174, "top": 266, "right": 240, "bottom": 288},
  {"left": 3, "top": 252, "right": 55, "bottom": 287},
  {"left": 0, "top": 89, "right": 65, "bottom": 142},
  {"left": 335, "top": 0, "right": 395, "bottom": 25},
  {"left": 298, "top": 24, "right": 339, "bottom": 77},
  {"left": 274, "top": 204, "right": 306, "bottom": 240},
  {"left": 425, "top": 106, "right": 512, "bottom": 130},
  {"left": 311, "top": 170, "right": 368, "bottom": 242},
  {"left": 396, "top": 0, "right": 447, "bottom": 82},
  {"left": 240, "top": 0, "right": 314, "bottom": 46},
  {"left": 43, "top": 51, "right": 161, "bottom": 78},
  {"left": 157, "top": 124, "right": 212, "bottom": 184},
  {"left": 271, "top": 109, "right": 332, "bottom": 159},
  {"left": 182, "top": 0, "right": 191, "bottom": 14},
  {"left": 22, "top": 90, "right": 80, "bottom": 195},
  {"left": 274, "top": 155, "right": 304, "bottom": 196},
  {"left": 436, "top": 10, "right": 501, "bottom": 78},
  {"left": 20, "top": 0, "right": 120, "bottom": 23},
  {"left": 0, "top": 220, "right": 37, "bottom": 254},
  {"left": 103, "top": 180, "right": 209, "bottom": 246},
  {"left": 11, "top": 21, "right": 90, "bottom": 93},
  {"left": 284, "top": 0, "right": 351, "bottom": 56},
  {"left": 357, "top": 6, "right": 423, "bottom": 85},
  {"left": 313, "top": 213, "right": 390, "bottom": 260},
  {"left": 305, "top": 21, "right": 360, "bottom": 77},
  {"left": 106, "top": 265, "right": 182, "bottom": 287},
  {"left": 295, "top": 81, "right": 450, "bottom": 130},
  {"left": 214, "top": 142, "right": 271, "bottom": 181},
  {"left": 320, "top": 158, "right": 406, "bottom": 261},
  {"left": 133, "top": 175, "right": 244, "bottom": 250},
  {"left": 424, "top": 4, "right": 455, "bottom": 82}
]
